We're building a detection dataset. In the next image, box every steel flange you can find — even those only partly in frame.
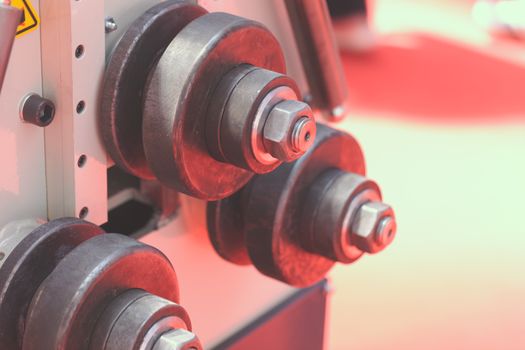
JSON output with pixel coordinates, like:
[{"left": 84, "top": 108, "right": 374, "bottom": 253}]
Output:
[
  {"left": 142, "top": 12, "right": 287, "bottom": 200},
  {"left": 0, "top": 218, "right": 103, "bottom": 350},
  {"left": 23, "top": 234, "right": 180, "bottom": 350},
  {"left": 100, "top": 0, "right": 207, "bottom": 179}
]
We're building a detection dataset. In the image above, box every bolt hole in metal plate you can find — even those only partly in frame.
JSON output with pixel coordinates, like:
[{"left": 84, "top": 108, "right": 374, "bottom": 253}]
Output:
[
  {"left": 0, "top": 218, "right": 104, "bottom": 350},
  {"left": 100, "top": 0, "right": 208, "bottom": 180},
  {"left": 23, "top": 234, "right": 180, "bottom": 350},
  {"left": 244, "top": 124, "right": 367, "bottom": 287},
  {"left": 142, "top": 12, "right": 287, "bottom": 200}
]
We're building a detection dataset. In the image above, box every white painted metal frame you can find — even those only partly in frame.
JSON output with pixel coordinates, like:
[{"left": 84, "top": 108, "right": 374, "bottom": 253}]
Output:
[
  {"left": 41, "top": 0, "right": 107, "bottom": 224},
  {"left": 0, "top": 0, "right": 47, "bottom": 226}
]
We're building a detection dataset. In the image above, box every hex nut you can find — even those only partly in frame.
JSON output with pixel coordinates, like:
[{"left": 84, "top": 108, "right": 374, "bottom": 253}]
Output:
[
  {"left": 153, "top": 329, "right": 202, "bottom": 350},
  {"left": 262, "top": 99, "right": 315, "bottom": 162},
  {"left": 350, "top": 201, "right": 396, "bottom": 254}
]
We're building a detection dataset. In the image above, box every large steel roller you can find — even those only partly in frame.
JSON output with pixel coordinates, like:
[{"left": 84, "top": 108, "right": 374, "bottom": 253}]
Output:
[
  {"left": 0, "top": 218, "right": 201, "bottom": 350},
  {"left": 100, "top": 0, "right": 316, "bottom": 200},
  {"left": 208, "top": 124, "right": 397, "bottom": 287}
]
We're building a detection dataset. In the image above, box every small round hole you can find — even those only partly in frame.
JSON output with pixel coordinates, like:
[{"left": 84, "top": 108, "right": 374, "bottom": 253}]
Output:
[
  {"left": 75, "top": 45, "right": 84, "bottom": 58},
  {"left": 76, "top": 100, "right": 85, "bottom": 114},
  {"left": 77, "top": 154, "right": 87, "bottom": 168},
  {"left": 304, "top": 131, "right": 311, "bottom": 142},
  {"left": 79, "top": 207, "right": 89, "bottom": 219}
]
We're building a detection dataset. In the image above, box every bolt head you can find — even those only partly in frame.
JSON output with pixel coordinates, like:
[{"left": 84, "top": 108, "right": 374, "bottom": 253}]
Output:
[
  {"left": 20, "top": 93, "right": 56, "bottom": 127},
  {"left": 105, "top": 17, "right": 118, "bottom": 33},
  {"left": 263, "top": 100, "right": 315, "bottom": 162},
  {"left": 350, "top": 201, "right": 396, "bottom": 254}
]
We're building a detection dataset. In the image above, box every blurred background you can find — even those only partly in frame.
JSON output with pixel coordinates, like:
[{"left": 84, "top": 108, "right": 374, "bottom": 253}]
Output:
[{"left": 329, "top": 0, "right": 525, "bottom": 349}]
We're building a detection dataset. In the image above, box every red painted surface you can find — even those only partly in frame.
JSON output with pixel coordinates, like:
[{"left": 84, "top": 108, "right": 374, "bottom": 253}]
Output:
[{"left": 343, "top": 34, "right": 525, "bottom": 124}]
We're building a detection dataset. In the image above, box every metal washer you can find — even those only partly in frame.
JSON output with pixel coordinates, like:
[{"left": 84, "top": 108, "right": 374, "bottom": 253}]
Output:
[
  {"left": 143, "top": 12, "right": 287, "bottom": 200},
  {"left": 100, "top": 0, "right": 207, "bottom": 179}
]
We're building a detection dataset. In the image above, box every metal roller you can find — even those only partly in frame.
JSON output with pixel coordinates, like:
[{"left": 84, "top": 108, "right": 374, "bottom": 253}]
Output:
[
  {"left": 23, "top": 234, "right": 181, "bottom": 350},
  {"left": 143, "top": 11, "right": 314, "bottom": 199},
  {"left": 0, "top": 218, "right": 104, "bottom": 350},
  {"left": 208, "top": 124, "right": 397, "bottom": 287},
  {"left": 100, "top": 0, "right": 207, "bottom": 179},
  {"left": 0, "top": 218, "right": 200, "bottom": 350},
  {"left": 101, "top": 1, "right": 316, "bottom": 200}
]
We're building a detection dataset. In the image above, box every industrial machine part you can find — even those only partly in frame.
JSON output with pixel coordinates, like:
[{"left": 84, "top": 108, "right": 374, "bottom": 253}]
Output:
[
  {"left": 285, "top": 0, "right": 349, "bottom": 121},
  {"left": 19, "top": 93, "right": 56, "bottom": 127},
  {"left": 0, "top": 0, "right": 21, "bottom": 93},
  {"left": 0, "top": 218, "right": 201, "bottom": 350},
  {"left": 0, "top": 0, "right": 397, "bottom": 347},
  {"left": 208, "top": 124, "right": 396, "bottom": 287},
  {"left": 100, "top": 0, "right": 316, "bottom": 201}
]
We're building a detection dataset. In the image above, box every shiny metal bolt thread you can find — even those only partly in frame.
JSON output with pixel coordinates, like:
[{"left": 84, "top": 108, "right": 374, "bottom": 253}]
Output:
[
  {"left": 350, "top": 201, "right": 396, "bottom": 254},
  {"left": 105, "top": 17, "right": 118, "bottom": 33},
  {"left": 291, "top": 116, "right": 315, "bottom": 153}
]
